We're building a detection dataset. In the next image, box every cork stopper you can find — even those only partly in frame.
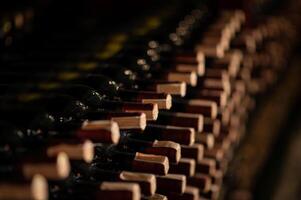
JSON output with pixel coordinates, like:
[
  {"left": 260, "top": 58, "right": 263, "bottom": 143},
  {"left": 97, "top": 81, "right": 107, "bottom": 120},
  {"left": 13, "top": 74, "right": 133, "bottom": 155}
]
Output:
[
  {"left": 168, "top": 112, "right": 204, "bottom": 132},
  {"left": 203, "top": 118, "right": 221, "bottom": 137},
  {"left": 184, "top": 186, "right": 200, "bottom": 200},
  {"left": 169, "top": 158, "right": 196, "bottom": 177},
  {"left": 235, "top": 10, "right": 246, "bottom": 23},
  {"left": 176, "top": 50, "right": 204, "bottom": 62},
  {"left": 46, "top": 140, "right": 94, "bottom": 163},
  {"left": 211, "top": 170, "right": 224, "bottom": 186},
  {"left": 175, "top": 62, "right": 205, "bottom": 76},
  {"left": 200, "top": 183, "right": 220, "bottom": 199},
  {"left": 119, "top": 171, "right": 156, "bottom": 196},
  {"left": 203, "top": 78, "right": 231, "bottom": 96},
  {"left": 195, "top": 133, "right": 215, "bottom": 149},
  {"left": 229, "top": 50, "right": 243, "bottom": 77},
  {"left": 196, "top": 44, "right": 225, "bottom": 58},
  {"left": 187, "top": 173, "right": 212, "bottom": 192},
  {"left": 186, "top": 100, "right": 218, "bottom": 119},
  {"left": 196, "top": 158, "right": 216, "bottom": 176},
  {"left": 205, "top": 68, "right": 229, "bottom": 81},
  {"left": 23, "top": 152, "right": 70, "bottom": 180},
  {"left": 79, "top": 120, "right": 120, "bottom": 144},
  {"left": 0, "top": 174, "right": 48, "bottom": 200},
  {"left": 152, "top": 140, "right": 181, "bottom": 163},
  {"left": 31, "top": 174, "right": 48, "bottom": 200},
  {"left": 156, "top": 82, "right": 187, "bottom": 97},
  {"left": 125, "top": 103, "right": 158, "bottom": 121},
  {"left": 143, "top": 193, "right": 168, "bottom": 200},
  {"left": 133, "top": 153, "right": 169, "bottom": 175},
  {"left": 220, "top": 91, "right": 228, "bottom": 108},
  {"left": 154, "top": 125, "right": 195, "bottom": 146},
  {"left": 181, "top": 144, "right": 204, "bottom": 163},
  {"left": 167, "top": 72, "right": 198, "bottom": 86},
  {"left": 196, "top": 89, "right": 228, "bottom": 110},
  {"left": 156, "top": 174, "right": 186, "bottom": 194},
  {"left": 142, "top": 94, "right": 172, "bottom": 110},
  {"left": 213, "top": 120, "right": 221, "bottom": 137},
  {"left": 222, "top": 106, "right": 231, "bottom": 127},
  {"left": 166, "top": 186, "right": 200, "bottom": 200},
  {"left": 112, "top": 113, "right": 147, "bottom": 130},
  {"left": 204, "top": 147, "right": 225, "bottom": 162},
  {"left": 100, "top": 182, "right": 141, "bottom": 200}
]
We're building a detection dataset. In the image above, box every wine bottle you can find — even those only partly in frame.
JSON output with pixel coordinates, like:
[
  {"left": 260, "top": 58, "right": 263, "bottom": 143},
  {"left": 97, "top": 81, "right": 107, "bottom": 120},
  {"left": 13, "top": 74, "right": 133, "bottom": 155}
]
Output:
[
  {"left": 3, "top": 34, "right": 197, "bottom": 91},
  {"left": 111, "top": 56, "right": 199, "bottom": 86},
  {"left": 0, "top": 85, "right": 159, "bottom": 121},
  {"left": 3, "top": 61, "right": 187, "bottom": 96},
  {"left": 0, "top": 107, "right": 121, "bottom": 144},
  {"left": 0, "top": 83, "right": 106, "bottom": 109},
  {"left": 85, "top": 100, "right": 158, "bottom": 121},
  {"left": 2, "top": 46, "right": 198, "bottom": 86},
  {"left": 0, "top": 82, "right": 159, "bottom": 121},
  {"left": 0, "top": 93, "right": 88, "bottom": 120},
  {"left": 0, "top": 72, "right": 166, "bottom": 113}
]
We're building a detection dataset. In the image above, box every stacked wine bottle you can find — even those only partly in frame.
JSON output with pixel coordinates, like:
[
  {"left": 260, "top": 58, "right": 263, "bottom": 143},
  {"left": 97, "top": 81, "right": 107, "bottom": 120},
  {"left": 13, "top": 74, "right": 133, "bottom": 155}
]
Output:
[{"left": 0, "top": 1, "right": 298, "bottom": 199}]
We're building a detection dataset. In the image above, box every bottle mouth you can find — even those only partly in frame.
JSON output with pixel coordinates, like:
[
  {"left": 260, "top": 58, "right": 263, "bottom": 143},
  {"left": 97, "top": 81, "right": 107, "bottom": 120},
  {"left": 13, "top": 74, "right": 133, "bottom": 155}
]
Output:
[
  {"left": 100, "top": 182, "right": 141, "bottom": 200},
  {"left": 32, "top": 174, "right": 49, "bottom": 200},
  {"left": 83, "top": 140, "right": 95, "bottom": 163},
  {"left": 141, "top": 94, "right": 172, "bottom": 110},
  {"left": 134, "top": 152, "right": 169, "bottom": 175},
  {"left": 110, "top": 112, "right": 146, "bottom": 130},
  {"left": 123, "top": 102, "right": 158, "bottom": 121},
  {"left": 152, "top": 104, "right": 159, "bottom": 120},
  {"left": 80, "top": 120, "right": 121, "bottom": 144},
  {"left": 207, "top": 134, "right": 215, "bottom": 149},
  {"left": 156, "top": 174, "right": 186, "bottom": 194},
  {"left": 46, "top": 140, "right": 94, "bottom": 163},
  {"left": 156, "top": 82, "right": 187, "bottom": 97},
  {"left": 151, "top": 140, "right": 181, "bottom": 163},
  {"left": 57, "top": 152, "right": 71, "bottom": 179},
  {"left": 140, "top": 113, "right": 147, "bottom": 130},
  {"left": 119, "top": 171, "right": 156, "bottom": 196},
  {"left": 111, "top": 121, "right": 121, "bottom": 144}
]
